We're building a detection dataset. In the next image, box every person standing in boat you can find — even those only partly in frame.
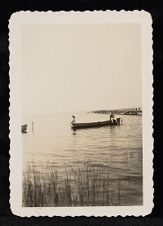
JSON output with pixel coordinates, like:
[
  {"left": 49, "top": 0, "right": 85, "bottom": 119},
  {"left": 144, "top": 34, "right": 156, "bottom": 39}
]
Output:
[
  {"left": 110, "top": 112, "right": 114, "bottom": 121},
  {"left": 110, "top": 112, "right": 117, "bottom": 124},
  {"left": 71, "top": 115, "right": 76, "bottom": 124}
]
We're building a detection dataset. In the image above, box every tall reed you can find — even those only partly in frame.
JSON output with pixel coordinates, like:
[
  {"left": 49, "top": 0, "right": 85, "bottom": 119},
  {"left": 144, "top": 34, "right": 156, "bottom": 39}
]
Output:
[{"left": 23, "top": 162, "right": 122, "bottom": 207}]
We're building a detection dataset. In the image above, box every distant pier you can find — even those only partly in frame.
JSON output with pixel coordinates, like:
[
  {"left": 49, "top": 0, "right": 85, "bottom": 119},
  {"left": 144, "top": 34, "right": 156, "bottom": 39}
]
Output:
[{"left": 92, "top": 107, "right": 142, "bottom": 115}]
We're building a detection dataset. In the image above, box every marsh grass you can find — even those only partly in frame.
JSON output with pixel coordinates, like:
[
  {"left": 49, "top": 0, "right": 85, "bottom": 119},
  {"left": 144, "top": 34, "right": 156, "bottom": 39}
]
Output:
[{"left": 23, "top": 162, "right": 122, "bottom": 207}]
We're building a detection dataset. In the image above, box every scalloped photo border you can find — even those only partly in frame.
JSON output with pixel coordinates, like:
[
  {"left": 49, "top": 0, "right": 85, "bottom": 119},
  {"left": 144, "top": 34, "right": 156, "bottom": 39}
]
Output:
[{"left": 9, "top": 10, "right": 153, "bottom": 217}]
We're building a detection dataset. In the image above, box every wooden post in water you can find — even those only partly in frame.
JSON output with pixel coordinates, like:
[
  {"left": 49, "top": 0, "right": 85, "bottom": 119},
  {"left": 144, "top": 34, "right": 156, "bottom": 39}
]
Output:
[{"left": 32, "top": 121, "right": 34, "bottom": 132}]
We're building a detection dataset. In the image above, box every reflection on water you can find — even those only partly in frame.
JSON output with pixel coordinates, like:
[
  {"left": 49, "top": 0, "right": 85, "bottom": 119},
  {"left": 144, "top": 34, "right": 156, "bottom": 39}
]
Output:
[{"left": 22, "top": 112, "right": 142, "bottom": 206}]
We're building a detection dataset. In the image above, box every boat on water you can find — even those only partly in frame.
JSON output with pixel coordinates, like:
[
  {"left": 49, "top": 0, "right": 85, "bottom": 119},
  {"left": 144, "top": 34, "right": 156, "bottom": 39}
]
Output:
[
  {"left": 21, "top": 124, "right": 27, "bottom": 133},
  {"left": 71, "top": 118, "right": 121, "bottom": 130}
]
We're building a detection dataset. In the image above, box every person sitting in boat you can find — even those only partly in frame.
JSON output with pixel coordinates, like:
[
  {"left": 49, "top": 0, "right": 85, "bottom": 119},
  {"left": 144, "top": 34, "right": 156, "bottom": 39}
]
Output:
[{"left": 71, "top": 115, "right": 76, "bottom": 124}]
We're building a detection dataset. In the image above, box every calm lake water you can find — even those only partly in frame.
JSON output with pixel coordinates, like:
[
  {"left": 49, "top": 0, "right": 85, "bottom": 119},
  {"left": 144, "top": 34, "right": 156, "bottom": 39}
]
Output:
[{"left": 22, "top": 112, "right": 142, "bottom": 206}]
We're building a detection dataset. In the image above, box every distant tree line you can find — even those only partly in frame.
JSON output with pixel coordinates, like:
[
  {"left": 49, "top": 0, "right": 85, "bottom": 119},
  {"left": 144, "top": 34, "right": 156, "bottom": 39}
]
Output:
[{"left": 92, "top": 107, "right": 142, "bottom": 114}]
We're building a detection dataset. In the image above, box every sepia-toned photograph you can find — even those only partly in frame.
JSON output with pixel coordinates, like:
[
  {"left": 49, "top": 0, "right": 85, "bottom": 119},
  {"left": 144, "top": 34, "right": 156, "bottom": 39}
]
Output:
[{"left": 9, "top": 11, "right": 153, "bottom": 216}]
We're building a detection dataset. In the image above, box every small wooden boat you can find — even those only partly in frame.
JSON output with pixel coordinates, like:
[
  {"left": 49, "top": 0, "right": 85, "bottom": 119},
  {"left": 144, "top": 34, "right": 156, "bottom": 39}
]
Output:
[
  {"left": 71, "top": 118, "right": 121, "bottom": 130},
  {"left": 21, "top": 124, "right": 27, "bottom": 133}
]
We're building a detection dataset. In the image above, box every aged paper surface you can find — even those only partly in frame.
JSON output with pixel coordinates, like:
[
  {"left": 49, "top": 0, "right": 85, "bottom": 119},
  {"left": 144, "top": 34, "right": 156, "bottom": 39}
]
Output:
[{"left": 9, "top": 11, "right": 153, "bottom": 216}]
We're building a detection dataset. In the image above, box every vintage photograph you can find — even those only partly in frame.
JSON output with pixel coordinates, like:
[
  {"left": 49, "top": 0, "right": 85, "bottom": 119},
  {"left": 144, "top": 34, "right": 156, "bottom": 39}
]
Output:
[{"left": 9, "top": 11, "right": 153, "bottom": 216}]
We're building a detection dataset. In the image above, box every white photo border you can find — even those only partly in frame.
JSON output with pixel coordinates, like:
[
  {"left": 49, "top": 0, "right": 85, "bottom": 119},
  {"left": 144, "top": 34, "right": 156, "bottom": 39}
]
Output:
[{"left": 9, "top": 10, "right": 153, "bottom": 217}]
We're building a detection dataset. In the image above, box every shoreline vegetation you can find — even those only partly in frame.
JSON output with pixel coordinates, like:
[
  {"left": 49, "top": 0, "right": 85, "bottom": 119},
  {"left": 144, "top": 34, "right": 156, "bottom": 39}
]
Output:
[{"left": 23, "top": 161, "right": 142, "bottom": 207}]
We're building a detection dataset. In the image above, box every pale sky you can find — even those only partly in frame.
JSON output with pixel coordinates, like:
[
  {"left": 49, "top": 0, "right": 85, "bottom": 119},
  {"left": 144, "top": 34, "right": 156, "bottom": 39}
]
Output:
[{"left": 21, "top": 24, "right": 141, "bottom": 114}]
